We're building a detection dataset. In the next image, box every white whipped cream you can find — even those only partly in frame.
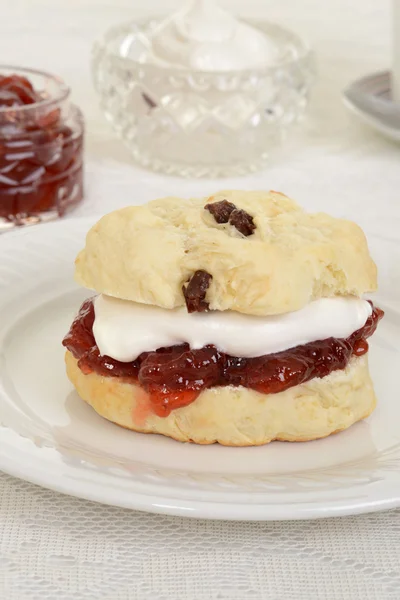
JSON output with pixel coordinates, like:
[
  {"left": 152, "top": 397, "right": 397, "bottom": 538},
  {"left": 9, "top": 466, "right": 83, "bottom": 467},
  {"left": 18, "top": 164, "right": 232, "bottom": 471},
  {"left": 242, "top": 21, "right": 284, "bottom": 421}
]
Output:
[
  {"left": 93, "top": 295, "right": 372, "bottom": 363},
  {"left": 150, "top": 0, "right": 277, "bottom": 71}
]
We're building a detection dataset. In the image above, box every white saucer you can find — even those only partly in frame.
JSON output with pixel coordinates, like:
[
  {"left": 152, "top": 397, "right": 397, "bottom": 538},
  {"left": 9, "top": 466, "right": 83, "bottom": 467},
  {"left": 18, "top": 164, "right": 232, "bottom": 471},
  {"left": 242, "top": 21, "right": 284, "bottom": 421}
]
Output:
[
  {"left": 343, "top": 71, "right": 400, "bottom": 141},
  {"left": 0, "top": 219, "right": 399, "bottom": 520}
]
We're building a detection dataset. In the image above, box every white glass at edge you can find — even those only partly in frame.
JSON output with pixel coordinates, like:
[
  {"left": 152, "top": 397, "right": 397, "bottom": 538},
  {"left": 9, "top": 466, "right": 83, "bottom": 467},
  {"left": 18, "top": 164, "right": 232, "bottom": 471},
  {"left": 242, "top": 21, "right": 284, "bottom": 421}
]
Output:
[
  {"left": 393, "top": 0, "right": 400, "bottom": 101},
  {"left": 0, "top": 219, "right": 399, "bottom": 520}
]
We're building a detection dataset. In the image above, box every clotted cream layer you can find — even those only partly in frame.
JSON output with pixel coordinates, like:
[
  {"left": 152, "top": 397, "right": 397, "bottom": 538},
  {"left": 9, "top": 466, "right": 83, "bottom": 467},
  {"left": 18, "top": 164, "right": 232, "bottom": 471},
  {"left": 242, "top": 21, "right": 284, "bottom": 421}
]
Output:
[{"left": 93, "top": 295, "right": 372, "bottom": 363}]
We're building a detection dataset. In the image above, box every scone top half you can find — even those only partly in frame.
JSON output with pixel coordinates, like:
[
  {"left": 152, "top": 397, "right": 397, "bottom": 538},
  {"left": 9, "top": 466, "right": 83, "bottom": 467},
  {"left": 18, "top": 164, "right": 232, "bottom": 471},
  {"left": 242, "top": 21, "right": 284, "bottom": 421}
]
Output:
[{"left": 75, "top": 191, "right": 377, "bottom": 315}]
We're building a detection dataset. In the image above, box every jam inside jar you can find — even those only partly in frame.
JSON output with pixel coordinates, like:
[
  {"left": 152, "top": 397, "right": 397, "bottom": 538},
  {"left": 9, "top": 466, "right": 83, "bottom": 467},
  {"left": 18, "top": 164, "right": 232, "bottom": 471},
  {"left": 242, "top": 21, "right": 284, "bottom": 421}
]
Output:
[{"left": 0, "top": 66, "right": 84, "bottom": 231}]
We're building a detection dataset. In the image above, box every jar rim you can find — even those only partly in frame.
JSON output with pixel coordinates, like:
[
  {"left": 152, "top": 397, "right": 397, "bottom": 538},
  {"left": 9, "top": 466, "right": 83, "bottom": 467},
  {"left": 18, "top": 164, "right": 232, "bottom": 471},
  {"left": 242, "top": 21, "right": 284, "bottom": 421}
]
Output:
[{"left": 0, "top": 65, "right": 70, "bottom": 113}]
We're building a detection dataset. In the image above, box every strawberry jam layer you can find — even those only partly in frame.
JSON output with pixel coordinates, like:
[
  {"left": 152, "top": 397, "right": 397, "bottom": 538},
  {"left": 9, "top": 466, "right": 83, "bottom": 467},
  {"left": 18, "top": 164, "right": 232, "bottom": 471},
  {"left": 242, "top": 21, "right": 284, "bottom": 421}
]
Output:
[{"left": 63, "top": 298, "right": 383, "bottom": 417}]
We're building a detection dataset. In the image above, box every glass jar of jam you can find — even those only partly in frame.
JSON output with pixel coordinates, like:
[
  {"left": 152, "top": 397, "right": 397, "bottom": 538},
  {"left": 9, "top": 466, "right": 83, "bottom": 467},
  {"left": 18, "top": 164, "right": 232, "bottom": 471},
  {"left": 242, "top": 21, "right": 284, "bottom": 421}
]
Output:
[{"left": 0, "top": 66, "right": 84, "bottom": 231}]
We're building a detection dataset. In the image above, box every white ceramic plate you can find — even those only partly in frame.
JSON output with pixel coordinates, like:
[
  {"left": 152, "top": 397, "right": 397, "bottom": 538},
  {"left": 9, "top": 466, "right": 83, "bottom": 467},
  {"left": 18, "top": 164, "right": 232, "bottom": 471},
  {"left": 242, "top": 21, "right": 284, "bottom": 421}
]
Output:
[
  {"left": 0, "top": 219, "right": 399, "bottom": 521},
  {"left": 343, "top": 71, "right": 400, "bottom": 141}
]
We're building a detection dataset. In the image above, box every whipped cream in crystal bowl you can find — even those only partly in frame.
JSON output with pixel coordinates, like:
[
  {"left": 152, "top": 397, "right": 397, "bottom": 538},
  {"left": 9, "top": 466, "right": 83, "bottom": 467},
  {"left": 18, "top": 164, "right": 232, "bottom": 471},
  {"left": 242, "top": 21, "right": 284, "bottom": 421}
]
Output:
[
  {"left": 92, "top": 1, "right": 315, "bottom": 177},
  {"left": 150, "top": 0, "right": 278, "bottom": 71}
]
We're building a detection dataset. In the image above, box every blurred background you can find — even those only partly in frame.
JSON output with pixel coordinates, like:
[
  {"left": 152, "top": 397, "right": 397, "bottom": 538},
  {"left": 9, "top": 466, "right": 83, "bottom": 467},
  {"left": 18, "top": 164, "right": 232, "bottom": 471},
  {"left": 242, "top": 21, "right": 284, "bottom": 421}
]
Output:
[{"left": 0, "top": 0, "right": 389, "bottom": 160}]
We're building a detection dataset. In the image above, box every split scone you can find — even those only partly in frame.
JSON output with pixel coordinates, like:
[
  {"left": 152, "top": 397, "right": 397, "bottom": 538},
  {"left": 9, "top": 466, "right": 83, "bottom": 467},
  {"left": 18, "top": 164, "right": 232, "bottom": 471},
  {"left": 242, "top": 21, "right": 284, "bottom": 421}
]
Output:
[{"left": 63, "top": 191, "right": 383, "bottom": 446}]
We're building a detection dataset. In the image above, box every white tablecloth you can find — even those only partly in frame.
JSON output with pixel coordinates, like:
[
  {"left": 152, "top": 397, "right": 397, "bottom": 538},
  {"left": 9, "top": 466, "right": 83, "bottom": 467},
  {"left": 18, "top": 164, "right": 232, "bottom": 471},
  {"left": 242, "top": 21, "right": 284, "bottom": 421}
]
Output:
[{"left": 1, "top": 1, "right": 400, "bottom": 599}]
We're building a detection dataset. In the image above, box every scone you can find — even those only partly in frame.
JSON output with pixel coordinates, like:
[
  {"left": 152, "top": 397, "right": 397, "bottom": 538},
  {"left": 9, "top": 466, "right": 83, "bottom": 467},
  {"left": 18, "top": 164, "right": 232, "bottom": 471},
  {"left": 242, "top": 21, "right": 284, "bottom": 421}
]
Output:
[{"left": 63, "top": 190, "right": 384, "bottom": 446}]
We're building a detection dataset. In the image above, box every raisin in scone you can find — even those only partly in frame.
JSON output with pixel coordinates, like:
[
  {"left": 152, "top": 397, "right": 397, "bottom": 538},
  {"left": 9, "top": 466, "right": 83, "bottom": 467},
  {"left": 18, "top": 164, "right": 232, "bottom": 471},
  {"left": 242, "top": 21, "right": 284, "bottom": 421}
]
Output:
[{"left": 63, "top": 190, "right": 383, "bottom": 446}]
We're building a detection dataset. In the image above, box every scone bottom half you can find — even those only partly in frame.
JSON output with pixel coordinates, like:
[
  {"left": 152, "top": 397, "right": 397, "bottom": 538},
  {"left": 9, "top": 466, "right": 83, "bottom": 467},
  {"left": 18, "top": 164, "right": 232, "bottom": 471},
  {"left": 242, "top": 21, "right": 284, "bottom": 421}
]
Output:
[{"left": 63, "top": 191, "right": 384, "bottom": 445}]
